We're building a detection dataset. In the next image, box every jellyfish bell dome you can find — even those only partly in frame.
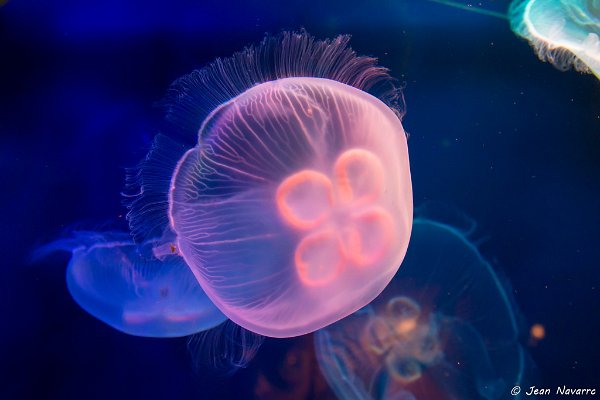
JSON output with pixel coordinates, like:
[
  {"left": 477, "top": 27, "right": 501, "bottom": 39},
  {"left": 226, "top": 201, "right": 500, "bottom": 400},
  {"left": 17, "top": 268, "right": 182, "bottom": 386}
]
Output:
[
  {"left": 169, "top": 77, "right": 411, "bottom": 337},
  {"left": 509, "top": 0, "right": 600, "bottom": 79},
  {"left": 127, "top": 32, "right": 412, "bottom": 338},
  {"left": 315, "top": 213, "right": 535, "bottom": 400}
]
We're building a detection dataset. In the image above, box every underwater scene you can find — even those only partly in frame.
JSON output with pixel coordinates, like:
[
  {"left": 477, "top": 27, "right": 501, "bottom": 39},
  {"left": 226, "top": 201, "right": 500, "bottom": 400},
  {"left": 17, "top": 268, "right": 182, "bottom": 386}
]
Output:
[{"left": 1, "top": 0, "right": 599, "bottom": 399}]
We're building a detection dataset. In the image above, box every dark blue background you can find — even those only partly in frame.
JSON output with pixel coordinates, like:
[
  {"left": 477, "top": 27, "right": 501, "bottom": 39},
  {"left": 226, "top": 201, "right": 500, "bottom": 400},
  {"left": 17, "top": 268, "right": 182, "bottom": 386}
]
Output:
[{"left": 2, "top": 0, "right": 599, "bottom": 398}]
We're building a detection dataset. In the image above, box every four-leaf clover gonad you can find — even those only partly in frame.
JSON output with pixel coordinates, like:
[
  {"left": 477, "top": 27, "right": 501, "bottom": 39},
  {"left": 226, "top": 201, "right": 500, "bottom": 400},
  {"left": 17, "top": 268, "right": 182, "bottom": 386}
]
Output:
[{"left": 276, "top": 148, "right": 395, "bottom": 286}]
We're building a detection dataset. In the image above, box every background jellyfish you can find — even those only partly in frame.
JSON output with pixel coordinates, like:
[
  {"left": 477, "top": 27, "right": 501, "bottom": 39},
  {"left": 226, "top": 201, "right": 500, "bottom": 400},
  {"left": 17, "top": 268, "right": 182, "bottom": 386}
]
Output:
[
  {"left": 315, "top": 215, "right": 535, "bottom": 400},
  {"left": 509, "top": 0, "right": 600, "bottom": 79},
  {"left": 127, "top": 32, "right": 413, "bottom": 338},
  {"left": 430, "top": 0, "right": 600, "bottom": 79},
  {"left": 36, "top": 231, "right": 227, "bottom": 337}
]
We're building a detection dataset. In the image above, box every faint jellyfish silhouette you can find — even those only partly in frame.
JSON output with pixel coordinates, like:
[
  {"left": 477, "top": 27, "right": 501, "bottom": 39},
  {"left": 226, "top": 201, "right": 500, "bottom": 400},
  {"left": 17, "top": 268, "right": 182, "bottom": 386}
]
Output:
[
  {"left": 37, "top": 231, "right": 226, "bottom": 337},
  {"left": 223, "top": 334, "right": 337, "bottom": 399},
  {"left": 315, "top": 215, "right": 534, "bottom": 400},
  {"left": 126, "top": 31, "right": 412, "bottom": 338},
  {"left": 510, "top": 0, "right": 600, "bottom": 79}
]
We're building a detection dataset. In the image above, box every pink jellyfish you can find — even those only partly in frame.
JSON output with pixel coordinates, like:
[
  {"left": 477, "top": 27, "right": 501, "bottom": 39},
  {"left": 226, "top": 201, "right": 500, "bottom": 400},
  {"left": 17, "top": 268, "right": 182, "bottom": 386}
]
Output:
[{"left": 128, "top": 32, "right": 413, "bottom": 338}]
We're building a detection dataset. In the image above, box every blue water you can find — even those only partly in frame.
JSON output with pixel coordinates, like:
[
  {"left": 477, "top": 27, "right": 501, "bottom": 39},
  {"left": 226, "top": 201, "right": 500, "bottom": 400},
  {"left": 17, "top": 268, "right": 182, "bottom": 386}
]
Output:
[{"left": 1, "top": 0, "right": 598, "bottom": 399}]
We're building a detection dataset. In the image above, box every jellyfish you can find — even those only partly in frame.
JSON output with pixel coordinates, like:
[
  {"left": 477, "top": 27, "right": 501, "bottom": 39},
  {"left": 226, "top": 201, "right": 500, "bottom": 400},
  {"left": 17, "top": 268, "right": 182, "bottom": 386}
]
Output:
[
  {"left": 430, "top": 0, "right": 600, "bottom": 79},
  {"left": 509, "top": 0, "right": 600, "bottom": 79},
  {"left": 37, "top": 231, "right": 226, "bottom": 337},
  {"left": 315, "top": 215, "right": 535, "bottom": 400},
  {"left": 126, "top": 31, "right": 412, "bottom": 338}
]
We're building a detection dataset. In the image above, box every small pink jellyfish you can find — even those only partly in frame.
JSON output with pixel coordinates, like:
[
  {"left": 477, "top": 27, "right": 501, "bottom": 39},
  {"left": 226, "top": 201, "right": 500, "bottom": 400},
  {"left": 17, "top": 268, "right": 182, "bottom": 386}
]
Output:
[
  {"left": 35, "top": 231, "right": 226, "bottom": 337},
  {"left": 128, "top": 32, "right": 413, "bottom": 338}
]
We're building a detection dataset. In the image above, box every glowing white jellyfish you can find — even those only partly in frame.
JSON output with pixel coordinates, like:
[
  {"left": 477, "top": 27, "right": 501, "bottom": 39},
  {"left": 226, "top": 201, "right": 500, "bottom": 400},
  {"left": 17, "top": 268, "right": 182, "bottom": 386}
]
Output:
[{"left": 510, "top": 0, "right": 600, "bottom": 79}]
